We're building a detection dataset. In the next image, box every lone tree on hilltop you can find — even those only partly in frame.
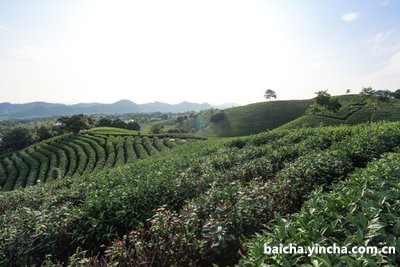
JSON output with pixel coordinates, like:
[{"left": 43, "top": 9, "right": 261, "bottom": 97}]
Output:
[
  {"left": 264, "top": 89, "right": 277, "bottom": 101},
  {"left": 308, "top": 90, "right": 342, "bottom": 125}
]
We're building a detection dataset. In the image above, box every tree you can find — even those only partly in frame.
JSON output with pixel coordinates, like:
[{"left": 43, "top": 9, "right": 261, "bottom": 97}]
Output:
[
  {"left": 0, "top": 127, "right": 36, "bottom": 152},
  {"left": 150, "top": 125, "right": 163, "bottom": 134},
  {"left": 346, "top": 89, "right": 351, "bottom": 94},
  {"left": 360, "top": 87, "right": 390, "bottom": 123},
  {"left": 264, "top": 89, "right": 277, "bottom": 101},
  {"left": 127, "top": 121, "right": 141, "bottom": 131},
  {"left": 36, "top": 125, "right": 53, "bottom": 141},
  {"left": 375, "top": 89, "right": 392, "bottom": 99},
  {"left": 111, "top": 119, "right": 127, "bottom": 129},
  {"left": 57, "top": 114, "right": 94, "bottom": 134},
  {"left": 97, "top": 118, "right": 113, "bottom": 127},
  {"left": 392, "top": 89, "right": 400, "bottom": 99},
  {"left": 176, "top": 116, "right": 185, "bottom": 124},
  {"left": 307, "top": 90, "right": 342, "bottom": 125}
]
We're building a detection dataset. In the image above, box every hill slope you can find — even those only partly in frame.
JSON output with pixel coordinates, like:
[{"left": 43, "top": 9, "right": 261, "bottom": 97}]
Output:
[
  {"left": 166, "top": 95, "right": 400, "bottom": 136},
  {"left": 279, "top": 94, "right": 400, "bottom": 129},
  {"left": 171, "top": 99, "right": 312, "bottom": 137},
  {"left": 0, "top": 128, "right": 195, "bottom": 191}
]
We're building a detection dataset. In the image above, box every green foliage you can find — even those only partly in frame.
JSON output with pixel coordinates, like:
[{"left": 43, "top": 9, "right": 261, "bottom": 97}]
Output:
[
  {"left": 111, "top": 119, "right": 127, "bottom": 129},
  {"left": 210, "top": 111, "right": 227, "bottom": 123},
  {"left": 124, "top": 136, "right": 137, "bottom": 163},
  {"left": 241, "top": 151, "right": 400, "bottom": 266},
  {"left": 36, "top": 125, "right": 54, "bottom": 141},
  {"left": 0, "top": 130, "right": 187, "bottom": 191},
  {"left": 97, "top": 118, "right": 113, "bottom": 127},
  {"left": 18, "top": 151, "right": 40, "bottom": 187},
  {"left": 0, "top": 127, "right": 36, "bottom": 153},
  {"left": 208, "top": 100, "right": 312, "bottom": 136},
  {"left": 57, "top": 114, "right": 95, "bottom": 134},
  {"left": 12, "top": 154, "right": 29, "bottom": 189},
  {"left": 150, "top": 124, "right": 163, "bottom": 134},
  {"left": 0, "top": 161, "right": 7, "bottom": 188},
  {"left": 308, "top": 90, "right": 342, "bottom": 123},
  {"left": 281, "top": 94, "right": 400, "bottom": 129},
  {"left": 360, "top": 87, "right": 392, "bottom": 123},
  {"left": 1, "top": 123, "right": 400, "bottom": 266},
  {"left": 126, "top": 121, "right": 141, "bottom": 131},
  {"left": 113, "top": 136, "right": 126, "bottom": 166},
  {"left": 1, "top": 157, "right": 18, "bottom": 191},
  {"left": 264, "top": 89, "right": 277, "bottom": 100},
  {"left": 393, "top": 89, "right": 400, "bottom": 99},
  {"left": 142, "top": 136, "right": 158, "bottom": 156},
  {"left": 152, "top": 137, "right": 168, "bottom": 152}
]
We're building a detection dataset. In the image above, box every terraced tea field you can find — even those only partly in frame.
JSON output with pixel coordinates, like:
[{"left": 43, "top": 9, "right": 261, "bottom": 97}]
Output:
[{"left": 0, "top": 131, "right": 189, "bottom": 191}]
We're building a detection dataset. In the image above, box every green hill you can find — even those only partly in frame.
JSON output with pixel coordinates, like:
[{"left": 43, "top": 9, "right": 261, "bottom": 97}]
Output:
[
  {"left": 0, "top": 128, "right": 196, "bottom": 191},
  {"left": 170, "top": 99, "right": 312, "bottom": 137},
  {"left": 167, "top": 95, "right": 400, "bottom": 136}
]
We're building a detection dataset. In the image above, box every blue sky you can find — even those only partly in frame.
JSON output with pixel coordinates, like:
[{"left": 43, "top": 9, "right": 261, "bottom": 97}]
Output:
[{"left": 0, "top": 0, "right": 399, "bottom": 105}]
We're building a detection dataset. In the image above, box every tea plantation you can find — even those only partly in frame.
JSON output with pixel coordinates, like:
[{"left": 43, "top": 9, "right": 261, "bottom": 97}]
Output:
[
  {"left": 1, "top": 122, "right": 400, "bottom": 266},
  {"left": 0, "top": 129, "right": 191, "bottom": 191}
]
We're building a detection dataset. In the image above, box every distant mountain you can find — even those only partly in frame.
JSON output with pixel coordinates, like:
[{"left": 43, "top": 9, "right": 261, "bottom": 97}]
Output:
[{"left": 0, "top": 100, "right": 213, "bottom": 120}]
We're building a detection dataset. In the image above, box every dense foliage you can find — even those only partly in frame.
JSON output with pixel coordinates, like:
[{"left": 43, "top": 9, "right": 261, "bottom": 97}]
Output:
[
  {"left": 241, "top": 151, "right": 400, "bottom": 266},
  {"left": 0, "top": 122, "right": 399, "bottom": 266},
  {"left": 57, "top": 114, "right": 96, "bottom": 134},
  {"left": 210, "top": 111, "right": 227, "bottom": 123},
  {"left": 0, "top": 123, "right": 59, "bottom": 154}
]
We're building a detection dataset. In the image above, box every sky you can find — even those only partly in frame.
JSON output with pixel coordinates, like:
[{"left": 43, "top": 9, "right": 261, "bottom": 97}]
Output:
[{"left": 0, "top": 0, "right": 399, "bottom": 105}]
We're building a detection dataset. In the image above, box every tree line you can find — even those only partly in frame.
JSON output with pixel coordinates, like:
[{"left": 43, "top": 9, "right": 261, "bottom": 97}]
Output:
[{"left": 0, "top": 114, "right": 141, "bottom": 154}]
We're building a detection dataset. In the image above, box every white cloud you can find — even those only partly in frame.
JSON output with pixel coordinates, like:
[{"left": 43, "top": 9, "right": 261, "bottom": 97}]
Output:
[{"left": 341, "top": 12, "right": 360, "bottom": 22}]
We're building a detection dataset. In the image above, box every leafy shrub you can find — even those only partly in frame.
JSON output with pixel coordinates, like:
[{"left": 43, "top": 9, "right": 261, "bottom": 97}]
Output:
[
  {"left": 89, "top": 122, "right": 400, "bottom": 266},
  {"left": 241, "top": 152, "right": 400, "bottom": 266}
]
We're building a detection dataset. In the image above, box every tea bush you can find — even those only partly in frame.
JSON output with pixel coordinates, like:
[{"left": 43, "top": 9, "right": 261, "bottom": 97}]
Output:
[{"left": 241, "top": 151, "right": 400, "bottom": 266}]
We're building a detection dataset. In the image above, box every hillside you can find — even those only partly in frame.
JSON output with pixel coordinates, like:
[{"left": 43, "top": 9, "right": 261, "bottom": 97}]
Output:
[
  {"left": 0, "top": 128, "right": 197, "bottom": 191},
  {"left": 279, "top": 94, "right": 400, "bottom": 129},
  {"left": 156, "top": 95, "right": 400, "bottom": 137},
  {"left": 1, "top": 122, "right": 400, "bottom": 266},
  {"left": 166, "top": 99, "right": 312, "bottom": 137}
]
